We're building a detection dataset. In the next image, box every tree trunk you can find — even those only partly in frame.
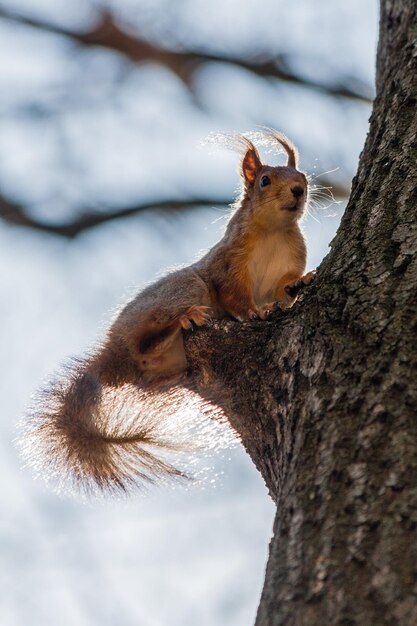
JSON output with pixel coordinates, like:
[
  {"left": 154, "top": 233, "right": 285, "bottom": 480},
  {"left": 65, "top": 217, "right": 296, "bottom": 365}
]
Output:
[{"left": 186, "top": 1, "right": 417, "bottom": 623}]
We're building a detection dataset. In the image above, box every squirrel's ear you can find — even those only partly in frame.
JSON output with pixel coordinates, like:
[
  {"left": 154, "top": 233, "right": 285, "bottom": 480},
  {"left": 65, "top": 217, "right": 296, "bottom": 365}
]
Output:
[{"left": 241, "top": 145, "right": 262, "bottom": 185}]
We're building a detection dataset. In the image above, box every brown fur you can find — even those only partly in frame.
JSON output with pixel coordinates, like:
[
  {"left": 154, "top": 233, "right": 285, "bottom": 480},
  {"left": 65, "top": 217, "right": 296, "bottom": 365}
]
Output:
[{"left": 21, "top": 129, "right": 315, "bottom": 493}]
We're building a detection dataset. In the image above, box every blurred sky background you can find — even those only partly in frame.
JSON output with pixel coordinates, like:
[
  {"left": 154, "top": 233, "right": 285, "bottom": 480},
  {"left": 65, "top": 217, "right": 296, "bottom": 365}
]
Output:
[{"left": 0, "top": 1, "right": 378, "bottom": 625}]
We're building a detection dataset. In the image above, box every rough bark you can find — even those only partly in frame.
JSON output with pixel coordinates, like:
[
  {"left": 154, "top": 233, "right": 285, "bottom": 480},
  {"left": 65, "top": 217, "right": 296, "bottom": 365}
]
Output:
[{"left": 186, "top": 1, "right": 417, "bottom": 624}]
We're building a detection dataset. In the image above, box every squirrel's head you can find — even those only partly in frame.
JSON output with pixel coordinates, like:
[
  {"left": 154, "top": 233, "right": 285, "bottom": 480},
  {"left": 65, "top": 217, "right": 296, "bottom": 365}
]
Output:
[{"left": 239, "top": 131, "right": 308, "bottom": 228}]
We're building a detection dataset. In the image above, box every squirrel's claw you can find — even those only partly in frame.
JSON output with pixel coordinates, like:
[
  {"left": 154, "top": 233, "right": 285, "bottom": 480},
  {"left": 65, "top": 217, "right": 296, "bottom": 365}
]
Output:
[
  {"left": 183, "top": 305, "right": 212, "bottom": 328},
  {"left": 258, "top": 303, "right": 277, "bottom": 320},
  {"left": 248, "top": 309, "right": 260, "bottom": 320},
  {"left": 303, "top": 269, "right": 317, "bottom": 284},
  {"left": 179, "top": 316, "right": 193, "bottom": 330}
]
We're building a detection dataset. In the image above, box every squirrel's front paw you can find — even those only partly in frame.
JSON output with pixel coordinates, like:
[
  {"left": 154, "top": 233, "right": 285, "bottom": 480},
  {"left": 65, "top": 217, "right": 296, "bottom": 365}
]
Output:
[
  {"left": 243, "top": 306, "right": 277, "bottom": 321},
  {"left": 258, "top": 303, "right": 277, "bottom": 320},
  {"left": 232, "top": 308, "right": 259, "bottom": 321},
  {"left": 284, "top": 270, "right": 317, "bottom": 299}
]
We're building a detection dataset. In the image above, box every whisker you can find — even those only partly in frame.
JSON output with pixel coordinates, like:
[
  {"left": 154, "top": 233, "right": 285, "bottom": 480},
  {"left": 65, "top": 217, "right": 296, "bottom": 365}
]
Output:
[
  {"left": 314, "top": 167, "right": 340, "bottom": 178},
  {"left": 310, "top": 185, "right": 334, "bottom": 192},
  {"left": 211, "top": 214, "right": 229, "bottom": 225},
  {"left": 310, "top": 193, "right": 337, "bottom": 203},
  {"left": 309, "top": 188, "right": 338, "bottom": 202},
  {"left": 311, "top": 196, "right": 342, "bottom": 207},
  {"left": 304, "top": 205, "right": 321, "bottom": 224},
  {"left": 306, "top": 180, "right": 344, "bottom": 220},
  {"left": 308, "top": 167, "right": 340, "bottom": 181}
]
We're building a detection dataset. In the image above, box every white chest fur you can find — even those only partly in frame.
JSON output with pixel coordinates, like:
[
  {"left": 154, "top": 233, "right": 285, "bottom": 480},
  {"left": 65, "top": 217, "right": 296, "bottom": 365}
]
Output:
[{"left": 248, "top": 230, "right": 303, "bottom": 305}]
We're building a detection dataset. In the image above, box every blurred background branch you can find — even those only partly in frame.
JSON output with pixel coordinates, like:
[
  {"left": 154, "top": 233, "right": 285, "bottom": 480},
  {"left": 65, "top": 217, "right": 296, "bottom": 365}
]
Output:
[
  {"left": 0, "top": 1, "right": 372, "bottom": 238},
  {"left": 0, "top": 181, "right": 348, "bottom": 238},
  {"left": 0, "top": 7, "right": 373, "bottom": 101},
  {"left": 0, "top": 192, "right": 232, "bottom": 237}
]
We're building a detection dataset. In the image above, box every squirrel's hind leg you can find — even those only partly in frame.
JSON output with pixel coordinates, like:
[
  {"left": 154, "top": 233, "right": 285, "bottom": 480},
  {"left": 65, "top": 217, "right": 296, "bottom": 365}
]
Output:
[
  {"left": 137, "top": 317, "right": 186, "bottom": 378},
  {"left": 122, "top": 269, "right": 212, "bottom": 382},
  {"left": 137, "top": 305, "right": 212, "bottom": 382}
]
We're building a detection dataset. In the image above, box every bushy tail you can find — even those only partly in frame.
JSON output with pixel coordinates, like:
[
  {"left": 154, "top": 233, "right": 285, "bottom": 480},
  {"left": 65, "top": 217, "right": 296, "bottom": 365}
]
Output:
[{"left": 19, "top": 359, "right": 214, "bottom": 494}]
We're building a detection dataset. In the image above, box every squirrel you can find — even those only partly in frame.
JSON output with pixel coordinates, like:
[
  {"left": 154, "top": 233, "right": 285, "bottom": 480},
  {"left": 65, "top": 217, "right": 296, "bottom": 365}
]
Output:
[{"left": 21, "top": 129, "right": 315, "bottom": 494}]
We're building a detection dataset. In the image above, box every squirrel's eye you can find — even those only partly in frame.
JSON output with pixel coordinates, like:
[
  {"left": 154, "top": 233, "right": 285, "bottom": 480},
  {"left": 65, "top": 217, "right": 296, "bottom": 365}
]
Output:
[{"left": 260, "top": 175, "right": 271, "bottom": 188}]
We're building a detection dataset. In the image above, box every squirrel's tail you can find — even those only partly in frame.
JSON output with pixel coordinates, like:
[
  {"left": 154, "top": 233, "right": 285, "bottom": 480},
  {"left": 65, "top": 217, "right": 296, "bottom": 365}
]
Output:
[{"left": 19, "top": 359, "right": 203, "bottom": 494}]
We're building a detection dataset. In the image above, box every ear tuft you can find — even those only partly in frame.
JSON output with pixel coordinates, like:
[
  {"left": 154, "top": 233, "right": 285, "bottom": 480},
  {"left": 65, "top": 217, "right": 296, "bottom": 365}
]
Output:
[
  {"left": 254, "top": 128, "right": 299, "bottom": 169},
  {"left": 241, "top": 145, "right": 262, "bottom": 185}
]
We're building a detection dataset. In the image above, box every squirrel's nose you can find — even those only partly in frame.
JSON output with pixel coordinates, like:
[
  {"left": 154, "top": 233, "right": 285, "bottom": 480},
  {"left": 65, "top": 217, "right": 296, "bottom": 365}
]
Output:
[{"left": 291, "top": 186, "right": 304, "bottom": 198}]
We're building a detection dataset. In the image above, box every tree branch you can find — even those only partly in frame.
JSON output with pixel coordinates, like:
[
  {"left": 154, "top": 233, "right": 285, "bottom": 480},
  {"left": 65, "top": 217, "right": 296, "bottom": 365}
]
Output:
[
  {"left": 0, "top": 194, "right": 231, "bottom": 238},
  {"left": 0, "top": 176, "right": 349, "bottom": 238},
  {"left": 0, "top": 7, "right": 373, "bottom": 102},
  {"left": 184, "top": 1, "right": 417, "bottom": 622}
]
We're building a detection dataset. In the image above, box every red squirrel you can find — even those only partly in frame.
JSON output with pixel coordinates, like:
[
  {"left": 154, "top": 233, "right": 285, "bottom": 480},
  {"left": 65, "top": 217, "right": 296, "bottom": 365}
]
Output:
[{"left": 21, "top": 129, "right": 315, "bottom": 493}]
